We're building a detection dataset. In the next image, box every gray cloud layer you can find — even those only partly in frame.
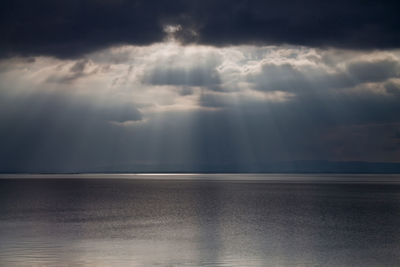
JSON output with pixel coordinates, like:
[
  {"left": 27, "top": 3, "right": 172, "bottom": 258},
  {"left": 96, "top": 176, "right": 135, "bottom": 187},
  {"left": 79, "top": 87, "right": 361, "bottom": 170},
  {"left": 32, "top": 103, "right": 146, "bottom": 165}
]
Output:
[
  {"left": 1, "top": 45, "right": 400, "bottom": 172},
  {"left": 248, "top": 58, "right": 400, "bottom": 93}
]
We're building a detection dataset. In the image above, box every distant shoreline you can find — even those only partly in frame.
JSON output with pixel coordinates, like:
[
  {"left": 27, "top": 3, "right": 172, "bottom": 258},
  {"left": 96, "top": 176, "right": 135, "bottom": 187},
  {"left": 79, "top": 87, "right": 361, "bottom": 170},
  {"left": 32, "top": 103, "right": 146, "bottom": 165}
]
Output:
[
  {"left": 1, "top": 173, "right": 400, "bottom": 185},
  {"left": 2, "top": 161, "right": 400, "bottom": 174}
]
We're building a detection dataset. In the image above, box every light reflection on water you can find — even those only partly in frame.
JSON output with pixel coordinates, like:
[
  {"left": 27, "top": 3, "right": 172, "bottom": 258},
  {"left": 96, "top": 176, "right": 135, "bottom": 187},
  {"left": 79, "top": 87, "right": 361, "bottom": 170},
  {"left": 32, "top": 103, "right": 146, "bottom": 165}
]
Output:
[{"left": 0, "top": 174, "right": 400, "bottom": 266}]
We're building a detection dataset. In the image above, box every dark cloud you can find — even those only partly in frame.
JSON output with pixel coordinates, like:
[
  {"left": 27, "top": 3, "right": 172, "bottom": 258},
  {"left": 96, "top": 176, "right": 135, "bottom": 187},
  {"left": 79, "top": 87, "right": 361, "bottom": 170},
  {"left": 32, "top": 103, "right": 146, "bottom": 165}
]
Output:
[
  {"left": 385, "top": 81, "right": 400, "bottom": 96},
  {"left": 346, "top": 58, "right": 400, "bottom": 83},
  {"left": 0, "top": 0, "right": 185, "bottom": 58},
  {"left": 248, "top": 58, "right": 400, "bottom": 93},
  {"left": 1, "top": 0, "right": 400, "bottom": 58},
  {"left": 248, "top": 63, "right": 352, "bottom": 92},
  {"left": 394, "top": 131, "right": 400, "bottom": 140},
  {"left": 198, "top": 88, "right": 400, "bottom": 127},
  {"left": 178, "top": 87, "right": 194, "bottom": 96},
  {"left": 190, "top": 0, "right": 400, "bottom": 49},
  {"left": 0, "top": 92, "right": 142, "bottom": 125}
]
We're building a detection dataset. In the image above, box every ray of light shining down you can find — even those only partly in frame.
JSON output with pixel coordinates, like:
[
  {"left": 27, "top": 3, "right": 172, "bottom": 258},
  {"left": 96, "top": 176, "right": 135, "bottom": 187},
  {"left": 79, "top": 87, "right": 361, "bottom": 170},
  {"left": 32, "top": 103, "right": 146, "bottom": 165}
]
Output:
[
  {"left": 2, "top": 1, "right": 400, "bottom": 266},
  {"left": 1, "top": 42, "right": 400, "bottom": 171}
]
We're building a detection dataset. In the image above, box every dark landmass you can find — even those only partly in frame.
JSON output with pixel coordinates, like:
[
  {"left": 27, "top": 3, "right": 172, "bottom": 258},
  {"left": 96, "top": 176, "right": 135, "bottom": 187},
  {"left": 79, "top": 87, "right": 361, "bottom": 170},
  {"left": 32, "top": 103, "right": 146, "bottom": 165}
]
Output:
[{"left": 1, "top": 161, "right": 400, "bottom": 174}]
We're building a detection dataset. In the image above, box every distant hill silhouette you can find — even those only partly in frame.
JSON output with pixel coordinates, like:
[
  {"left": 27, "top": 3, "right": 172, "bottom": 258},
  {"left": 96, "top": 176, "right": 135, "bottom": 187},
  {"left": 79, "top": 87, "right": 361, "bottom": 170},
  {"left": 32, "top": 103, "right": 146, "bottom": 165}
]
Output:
[{"left": 2, "top": 161, "right": 400, "bottom": 174}]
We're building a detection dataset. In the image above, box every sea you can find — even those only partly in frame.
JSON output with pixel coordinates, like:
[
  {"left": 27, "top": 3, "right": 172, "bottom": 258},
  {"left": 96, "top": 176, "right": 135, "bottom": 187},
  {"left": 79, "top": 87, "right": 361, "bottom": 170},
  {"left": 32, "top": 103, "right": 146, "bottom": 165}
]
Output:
[{"left": 0, "top": 174, "right": 400, "bottom": 266}]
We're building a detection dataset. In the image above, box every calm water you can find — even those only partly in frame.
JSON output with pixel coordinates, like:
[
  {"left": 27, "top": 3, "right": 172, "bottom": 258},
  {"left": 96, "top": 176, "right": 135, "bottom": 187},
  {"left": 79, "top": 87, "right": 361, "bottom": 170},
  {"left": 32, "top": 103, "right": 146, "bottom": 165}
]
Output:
[{"left": 0, "top": 174, "right": 400, "bottom": 266}]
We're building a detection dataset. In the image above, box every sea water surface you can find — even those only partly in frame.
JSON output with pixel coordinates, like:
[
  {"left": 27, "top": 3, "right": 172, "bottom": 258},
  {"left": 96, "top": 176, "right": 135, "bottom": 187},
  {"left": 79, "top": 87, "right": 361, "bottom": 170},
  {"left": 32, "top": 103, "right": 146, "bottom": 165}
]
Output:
[{"left": 0, "top": 174, "right": 400, "bottom": 266}]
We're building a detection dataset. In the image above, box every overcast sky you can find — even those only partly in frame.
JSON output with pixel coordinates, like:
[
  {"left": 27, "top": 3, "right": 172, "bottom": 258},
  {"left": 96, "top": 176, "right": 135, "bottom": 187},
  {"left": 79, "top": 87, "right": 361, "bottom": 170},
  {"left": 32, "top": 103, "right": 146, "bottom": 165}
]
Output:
[{"left": 1, "top": 0, "right": 400, "bottom": 172}]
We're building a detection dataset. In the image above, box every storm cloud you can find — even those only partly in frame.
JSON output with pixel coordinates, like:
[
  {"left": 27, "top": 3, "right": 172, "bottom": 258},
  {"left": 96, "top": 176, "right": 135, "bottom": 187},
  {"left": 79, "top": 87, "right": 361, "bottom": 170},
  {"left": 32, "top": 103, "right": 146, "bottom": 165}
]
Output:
[{"left": 1, "top": 0, "right": 400, "bottom": 58}]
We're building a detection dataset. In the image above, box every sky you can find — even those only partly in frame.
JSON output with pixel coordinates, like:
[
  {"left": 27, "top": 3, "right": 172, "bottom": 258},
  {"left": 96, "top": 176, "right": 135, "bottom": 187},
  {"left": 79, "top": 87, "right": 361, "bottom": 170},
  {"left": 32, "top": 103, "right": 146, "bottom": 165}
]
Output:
[{"left": 1, "top": 0, "right": 400, "bottom": 173}]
